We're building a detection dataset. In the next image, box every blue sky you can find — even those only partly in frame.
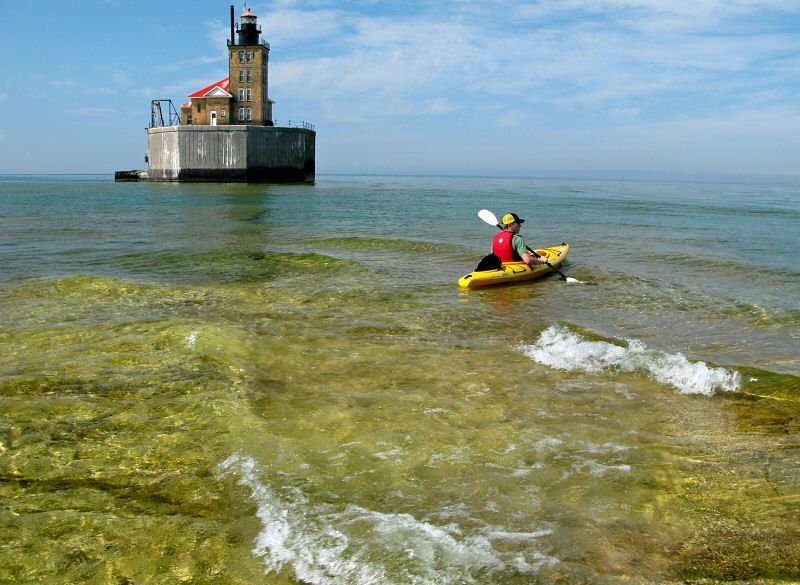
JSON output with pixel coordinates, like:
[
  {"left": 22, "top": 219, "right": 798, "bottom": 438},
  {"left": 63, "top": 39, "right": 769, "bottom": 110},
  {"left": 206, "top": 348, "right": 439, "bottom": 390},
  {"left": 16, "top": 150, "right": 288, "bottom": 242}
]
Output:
[{"left": 1, "top": 0, "right": 799, "bottom": 179}]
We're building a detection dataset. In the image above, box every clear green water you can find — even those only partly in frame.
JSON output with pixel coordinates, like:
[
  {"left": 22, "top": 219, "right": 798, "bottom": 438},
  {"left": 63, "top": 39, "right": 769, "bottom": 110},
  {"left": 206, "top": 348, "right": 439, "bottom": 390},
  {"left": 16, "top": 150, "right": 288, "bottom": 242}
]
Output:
[{"left": 1, "top": 175, "right": 798, "bottom": 584}]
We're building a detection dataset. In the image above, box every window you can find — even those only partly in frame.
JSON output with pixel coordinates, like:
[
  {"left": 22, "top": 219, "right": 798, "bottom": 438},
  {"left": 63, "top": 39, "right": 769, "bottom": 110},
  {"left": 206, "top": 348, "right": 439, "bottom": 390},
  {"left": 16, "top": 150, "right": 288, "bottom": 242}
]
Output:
[
  {"left": 221, "top": 108, "right": 226, "bottom": 117},
  {"left": 238, "top": 51, "right": 244, "bottom": 63},
  {"left": 246, "top": 88, "right": 251, "bottom": 101},
  {"left": 238, "top": 107, "right": 244, "bottom": 121},
  {"left": 187, "top": 113, "right": 192, "bottom": 124},
  {"left": 246, "top": 108, "right": 252, "bottom": 121},
  {"left": 246, "top": 51, "right": 252, "bottom": 63},
  {"left": 239, "top": 70, "right": 244, "bottom": 83},
  {"left": 239, "top": 88, "right": 244, "bottom": 101},
  {"left": 246, "top": 69, "right": 251, "bottom": 83}
]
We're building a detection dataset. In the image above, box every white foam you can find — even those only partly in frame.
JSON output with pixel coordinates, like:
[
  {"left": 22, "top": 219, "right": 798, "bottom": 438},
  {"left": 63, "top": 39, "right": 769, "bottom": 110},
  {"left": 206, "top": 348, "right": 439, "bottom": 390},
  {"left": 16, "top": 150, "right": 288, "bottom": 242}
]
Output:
[
  {"left": 534, "top": 436, "right": 564, "bottom": 452},
  {"left": 579, "top": 441, "right": 630, "bottom": 455},
  {"left": 423, "top": 407, "right": 450, "bottom": 415},
  {"left": 614, "top": 383, "right": 636, "bottom": 400},
  {"left": 220, "top": 454, "right": 385, "bottom": 585},
  {"left": 573, "top": 458, "right": 632, "bottom": 477},
  {"left": 186, "top": 330, "right": 198, "bottom": 347},
  {"left": 516, "top": 325, "right": 741, "bottom": 396},
  {"left": 511, "top": 463, "right": 545, "bottom": 477},
  {"left": 219, "top": 453, "right": 558, "bottom": 584},
  {"left": 485, "top": 529, "right": 553, "bottom": 541},
  {"left": 373, "top": 447, "right": 406, "bottom": 462}
]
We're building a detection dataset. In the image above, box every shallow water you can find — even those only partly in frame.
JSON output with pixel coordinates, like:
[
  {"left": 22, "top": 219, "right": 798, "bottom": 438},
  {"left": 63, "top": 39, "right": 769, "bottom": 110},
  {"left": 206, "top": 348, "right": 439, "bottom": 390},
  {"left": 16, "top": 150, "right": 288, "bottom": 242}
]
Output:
[{"left": 1, "top": 175, "right": 798, "bottom": 584}]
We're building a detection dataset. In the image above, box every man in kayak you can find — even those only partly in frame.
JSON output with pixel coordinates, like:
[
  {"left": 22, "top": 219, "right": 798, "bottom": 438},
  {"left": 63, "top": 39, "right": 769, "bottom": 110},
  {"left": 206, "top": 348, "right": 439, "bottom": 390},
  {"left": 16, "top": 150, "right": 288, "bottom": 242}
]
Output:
[{"left": 492, "top": 213, "right": 549, "bottom": 267}]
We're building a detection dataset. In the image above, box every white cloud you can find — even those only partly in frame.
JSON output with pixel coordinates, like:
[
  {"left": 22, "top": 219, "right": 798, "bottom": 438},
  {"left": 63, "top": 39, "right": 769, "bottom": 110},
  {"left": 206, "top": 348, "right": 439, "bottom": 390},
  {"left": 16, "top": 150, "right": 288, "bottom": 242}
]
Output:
[
  {"left": 124, "top": 0, "right": 800, "bottom": 176},
  {"left": 513, "top": 0, "right": 800, "bottom": 32},
  {"left": 266, "top": 0, "right": 799, "bottom": 119},
  {"left": 497, "top": 110, "right": 527, "bottom": 128},
  {"left": 421, "top": 99, "right": 458, "bottom": 115},
  {"left": 260, "top": 8, "right": 347, "bottom": 45},
  {"left": 51, "top": 79, "right": 78, "bottom": 88},
  {"left": 611, "top": 108, "right": 641, "bottom": 120},
  {"left": 101, "top": 69, "right": 130, "bottom": 93},
  {"left": 156, "top": 55, "right": 227, "bottom": 74}
]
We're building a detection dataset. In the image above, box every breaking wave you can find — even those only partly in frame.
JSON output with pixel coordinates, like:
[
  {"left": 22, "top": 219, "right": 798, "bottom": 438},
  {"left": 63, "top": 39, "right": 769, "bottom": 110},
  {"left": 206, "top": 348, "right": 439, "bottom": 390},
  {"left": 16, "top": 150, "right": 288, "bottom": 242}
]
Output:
[
  {"left": 219, "top": 454, "right": 557, "bottom": 585},
  {"left": 517, "top": 325, "right": 741, "bottom": 396}
]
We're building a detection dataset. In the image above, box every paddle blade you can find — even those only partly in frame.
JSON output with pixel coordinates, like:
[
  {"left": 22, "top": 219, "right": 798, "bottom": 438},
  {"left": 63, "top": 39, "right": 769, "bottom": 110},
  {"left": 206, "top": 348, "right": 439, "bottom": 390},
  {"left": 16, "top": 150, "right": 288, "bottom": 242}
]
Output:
[
  {"left": 478, "top": 209, "right": 499, "bottom": 227},
  {"left": 565, "top": 277, "right": 597, "bottom": 285}
]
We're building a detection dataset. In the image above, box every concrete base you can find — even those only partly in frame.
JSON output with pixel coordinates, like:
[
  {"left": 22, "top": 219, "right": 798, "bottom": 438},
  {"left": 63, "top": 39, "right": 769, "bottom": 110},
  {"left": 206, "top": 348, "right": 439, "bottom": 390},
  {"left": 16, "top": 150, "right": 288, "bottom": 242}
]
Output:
[
  {"left": 146, "top": 125, "right": 316, "bottom": 183},
  {"left": 114, "top": 170, "right": 149, "bottom": 182}
]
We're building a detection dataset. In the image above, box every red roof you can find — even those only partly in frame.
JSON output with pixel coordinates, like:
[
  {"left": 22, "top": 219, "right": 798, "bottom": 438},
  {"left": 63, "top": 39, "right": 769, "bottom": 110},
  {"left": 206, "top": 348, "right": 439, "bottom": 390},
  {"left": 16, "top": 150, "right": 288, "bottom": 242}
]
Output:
[{"left": 187, "top": 77, "right": 231, "bottom": 98}]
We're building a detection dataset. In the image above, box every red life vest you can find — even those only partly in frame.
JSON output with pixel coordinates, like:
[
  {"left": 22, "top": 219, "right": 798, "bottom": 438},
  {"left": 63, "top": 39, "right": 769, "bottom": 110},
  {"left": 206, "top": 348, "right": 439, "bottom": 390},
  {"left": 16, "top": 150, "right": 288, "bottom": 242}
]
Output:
[{"left": 492, "top": 231, "right": 521, "bottom": 262}]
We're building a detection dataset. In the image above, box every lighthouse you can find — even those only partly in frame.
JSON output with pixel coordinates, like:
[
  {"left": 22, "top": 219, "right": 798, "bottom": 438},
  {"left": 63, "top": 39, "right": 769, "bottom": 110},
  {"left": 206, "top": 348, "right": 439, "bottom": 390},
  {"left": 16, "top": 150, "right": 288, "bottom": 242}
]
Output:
[{"left": 144, "top": 4, "right": 316, "bottom": 183}]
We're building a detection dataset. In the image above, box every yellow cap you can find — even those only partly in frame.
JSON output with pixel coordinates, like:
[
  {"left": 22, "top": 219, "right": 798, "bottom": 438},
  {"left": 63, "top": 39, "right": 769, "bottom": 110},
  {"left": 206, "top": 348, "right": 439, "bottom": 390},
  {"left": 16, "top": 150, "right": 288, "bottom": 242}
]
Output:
[{"left": 502, "top": 213, "right": 525, "bottom": 225}]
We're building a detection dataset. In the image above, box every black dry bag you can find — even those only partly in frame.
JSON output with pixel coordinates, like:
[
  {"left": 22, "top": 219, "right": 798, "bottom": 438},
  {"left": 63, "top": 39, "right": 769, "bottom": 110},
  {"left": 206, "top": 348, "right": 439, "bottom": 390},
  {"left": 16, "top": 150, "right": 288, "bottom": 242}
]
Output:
[{"left": 474, "top": 253, "right": 502, "bottom": 272}]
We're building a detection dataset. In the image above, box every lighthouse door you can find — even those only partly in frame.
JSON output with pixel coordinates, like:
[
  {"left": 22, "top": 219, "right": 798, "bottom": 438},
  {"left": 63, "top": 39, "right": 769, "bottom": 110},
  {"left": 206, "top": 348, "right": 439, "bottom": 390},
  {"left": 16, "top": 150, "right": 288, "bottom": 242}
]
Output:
[{"left": 210, "top": 111, "right": 218, "bottom": 126}]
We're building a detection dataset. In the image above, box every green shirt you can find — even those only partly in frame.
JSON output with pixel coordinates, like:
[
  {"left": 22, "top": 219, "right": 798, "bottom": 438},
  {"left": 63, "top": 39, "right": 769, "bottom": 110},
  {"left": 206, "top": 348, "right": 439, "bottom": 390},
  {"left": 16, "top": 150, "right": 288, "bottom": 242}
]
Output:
[{"left": 510, "top": 234, "right": 529, "bottom": 258}]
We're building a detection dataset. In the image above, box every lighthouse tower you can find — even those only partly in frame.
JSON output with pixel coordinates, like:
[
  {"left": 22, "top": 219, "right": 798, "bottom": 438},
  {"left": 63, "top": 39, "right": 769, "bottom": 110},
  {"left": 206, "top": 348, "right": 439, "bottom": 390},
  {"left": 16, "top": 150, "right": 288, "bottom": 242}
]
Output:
[{"left": 228, "top": 5, "right": 273, "bottom": 125}]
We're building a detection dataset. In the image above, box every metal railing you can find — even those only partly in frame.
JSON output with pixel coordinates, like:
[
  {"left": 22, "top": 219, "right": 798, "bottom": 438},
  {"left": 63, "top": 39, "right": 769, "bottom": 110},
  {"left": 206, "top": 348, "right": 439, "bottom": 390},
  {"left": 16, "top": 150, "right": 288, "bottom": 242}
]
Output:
[
  {"left": 226, "top": 39, "right": 270, "bottom": 50},
  {"left": 274, "top": 120, "right": 315, "bottom": 131}
]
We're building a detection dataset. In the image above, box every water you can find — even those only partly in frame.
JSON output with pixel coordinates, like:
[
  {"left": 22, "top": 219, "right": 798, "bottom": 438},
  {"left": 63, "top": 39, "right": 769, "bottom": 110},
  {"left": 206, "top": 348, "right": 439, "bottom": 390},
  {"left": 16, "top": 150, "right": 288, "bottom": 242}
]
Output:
[{"left": 1, "top": 174, "right": 798, "bottom": 584}]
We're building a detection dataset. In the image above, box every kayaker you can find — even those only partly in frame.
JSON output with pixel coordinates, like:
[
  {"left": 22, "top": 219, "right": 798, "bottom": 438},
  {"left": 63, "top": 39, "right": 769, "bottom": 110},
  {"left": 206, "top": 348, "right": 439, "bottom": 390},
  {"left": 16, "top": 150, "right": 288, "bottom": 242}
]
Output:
[{"left": 492, "top": 213, "right": 549, "bottom": 267}]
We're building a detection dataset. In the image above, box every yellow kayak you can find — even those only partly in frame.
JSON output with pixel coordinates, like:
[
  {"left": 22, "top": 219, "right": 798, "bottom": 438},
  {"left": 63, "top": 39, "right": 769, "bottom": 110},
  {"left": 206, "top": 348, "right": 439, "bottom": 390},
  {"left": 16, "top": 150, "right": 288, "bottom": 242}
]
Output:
[{"left": 458, "top": 243, "right": 570, "bottom": 289}]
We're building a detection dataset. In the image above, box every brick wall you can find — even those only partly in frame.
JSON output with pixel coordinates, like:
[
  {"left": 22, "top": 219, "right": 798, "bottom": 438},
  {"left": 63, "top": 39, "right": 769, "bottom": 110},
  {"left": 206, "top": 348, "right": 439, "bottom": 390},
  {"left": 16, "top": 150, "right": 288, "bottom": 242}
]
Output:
[{"left": 228, "top": 45, "right": 271, "bottom": 125}]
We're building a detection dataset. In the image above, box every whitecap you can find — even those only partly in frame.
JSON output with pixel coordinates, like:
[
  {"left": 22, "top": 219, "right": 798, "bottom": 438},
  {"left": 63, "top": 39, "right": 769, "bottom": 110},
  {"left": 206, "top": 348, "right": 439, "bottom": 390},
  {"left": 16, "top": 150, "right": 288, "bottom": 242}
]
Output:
[{"left": 516, "top": 325, "right": 741, "bottom": 396}]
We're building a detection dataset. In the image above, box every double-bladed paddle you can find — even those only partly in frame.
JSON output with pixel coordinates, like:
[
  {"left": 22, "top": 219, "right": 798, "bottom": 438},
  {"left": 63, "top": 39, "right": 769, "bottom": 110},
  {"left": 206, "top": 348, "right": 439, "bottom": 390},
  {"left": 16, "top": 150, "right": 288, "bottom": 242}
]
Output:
[{"left": 478, "top": 209, "right": 591, "bottom": 284}]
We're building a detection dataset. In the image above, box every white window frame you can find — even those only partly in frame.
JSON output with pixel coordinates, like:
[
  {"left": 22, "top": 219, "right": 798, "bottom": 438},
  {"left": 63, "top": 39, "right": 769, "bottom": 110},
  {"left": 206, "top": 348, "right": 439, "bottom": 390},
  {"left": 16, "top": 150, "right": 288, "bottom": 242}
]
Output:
[
  {"left": 239, "top": 88, "right": 245, "bottom": 101},
  {"left": 246, "top": 88, "right": 251, "bottom": 101},
  {"left": 238, "top": 107, "right": 244, "bottom": 121},
  {"left": 246, "top": 108, "right": 252, "bottom": 121}
]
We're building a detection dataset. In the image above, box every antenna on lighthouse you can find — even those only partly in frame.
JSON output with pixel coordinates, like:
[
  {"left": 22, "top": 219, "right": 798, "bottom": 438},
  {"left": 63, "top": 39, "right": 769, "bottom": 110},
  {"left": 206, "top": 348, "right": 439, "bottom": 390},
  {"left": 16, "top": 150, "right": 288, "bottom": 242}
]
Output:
[{"left": 229, "top": 5, "right": 235, "bottom": 46}]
